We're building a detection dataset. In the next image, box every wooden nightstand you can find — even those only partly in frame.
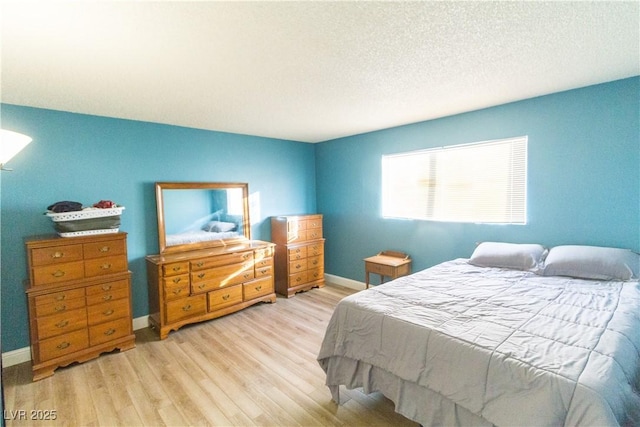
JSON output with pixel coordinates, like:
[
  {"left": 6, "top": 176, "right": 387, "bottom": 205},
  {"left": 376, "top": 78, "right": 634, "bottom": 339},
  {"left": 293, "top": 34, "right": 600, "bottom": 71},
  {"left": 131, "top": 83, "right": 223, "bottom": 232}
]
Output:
[{"left": 364, "top": 250, "right": 412, "bottom": 288}]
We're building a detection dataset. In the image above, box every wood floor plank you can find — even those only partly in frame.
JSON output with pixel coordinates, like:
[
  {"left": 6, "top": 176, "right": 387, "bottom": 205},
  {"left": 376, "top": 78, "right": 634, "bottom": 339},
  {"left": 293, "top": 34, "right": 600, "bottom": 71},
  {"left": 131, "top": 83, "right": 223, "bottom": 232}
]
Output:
[{"left": 3, "top": 284, "right": 418, "bottom": 426}]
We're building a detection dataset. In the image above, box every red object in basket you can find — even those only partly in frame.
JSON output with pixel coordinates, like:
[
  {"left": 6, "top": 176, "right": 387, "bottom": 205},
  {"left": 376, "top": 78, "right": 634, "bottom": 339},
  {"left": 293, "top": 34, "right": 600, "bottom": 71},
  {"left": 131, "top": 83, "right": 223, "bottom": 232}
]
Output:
[{"left": 93, "top": 200, "right": 117, "bottom": 209}]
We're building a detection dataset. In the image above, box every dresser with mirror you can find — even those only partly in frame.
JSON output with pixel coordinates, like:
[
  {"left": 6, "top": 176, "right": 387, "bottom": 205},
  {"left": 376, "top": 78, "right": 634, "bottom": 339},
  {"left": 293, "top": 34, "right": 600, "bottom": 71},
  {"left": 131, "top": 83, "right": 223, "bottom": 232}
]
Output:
[{"left": 146, "top": 182, "right": 275, "bottom": 339}]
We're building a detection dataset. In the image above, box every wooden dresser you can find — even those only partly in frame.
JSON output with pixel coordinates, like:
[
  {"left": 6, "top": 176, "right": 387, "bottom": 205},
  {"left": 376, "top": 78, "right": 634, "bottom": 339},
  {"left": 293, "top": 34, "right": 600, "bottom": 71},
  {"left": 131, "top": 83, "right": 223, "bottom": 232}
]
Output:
[
  {"left": 24, "top": 232, "right": 135, "bottom": 381},
  {"left": 271, "top": 214, "right": 325, "bottom": 297},
  {"left": 146, "top": 240, "right": 276, "bottom": 339}
]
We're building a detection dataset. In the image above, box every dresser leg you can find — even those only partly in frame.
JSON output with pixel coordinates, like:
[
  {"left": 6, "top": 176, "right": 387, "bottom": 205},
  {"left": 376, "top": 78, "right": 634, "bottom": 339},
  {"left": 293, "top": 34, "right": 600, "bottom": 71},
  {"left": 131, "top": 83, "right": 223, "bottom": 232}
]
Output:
[{"left": 32, "top": 366, "right": 56, "bottom": 382}]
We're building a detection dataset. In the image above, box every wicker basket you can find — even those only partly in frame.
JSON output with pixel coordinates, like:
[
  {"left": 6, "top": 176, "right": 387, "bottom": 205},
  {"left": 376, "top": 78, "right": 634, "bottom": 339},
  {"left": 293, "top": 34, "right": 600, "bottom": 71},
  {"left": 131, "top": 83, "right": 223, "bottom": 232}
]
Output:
[
  {"left": 46, "top": 207, "right": 125, "bottom": 237},
  {"left": 46, "top": 207, "right": 125, "bottom": 222}
]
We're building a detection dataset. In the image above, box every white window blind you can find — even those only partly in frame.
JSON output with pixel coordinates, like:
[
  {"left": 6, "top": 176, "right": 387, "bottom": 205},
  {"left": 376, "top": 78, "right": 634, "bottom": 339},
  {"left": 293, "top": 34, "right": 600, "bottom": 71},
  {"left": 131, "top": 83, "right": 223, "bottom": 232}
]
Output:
[{"left": 382, "top": 136, "right": 527, "bottom": 224}]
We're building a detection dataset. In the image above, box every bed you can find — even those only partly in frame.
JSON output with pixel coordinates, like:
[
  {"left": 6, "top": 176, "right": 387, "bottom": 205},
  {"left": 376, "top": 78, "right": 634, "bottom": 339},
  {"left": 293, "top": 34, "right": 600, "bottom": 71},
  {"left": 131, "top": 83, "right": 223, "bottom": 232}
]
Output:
[
  {"left": 165, "top": 229, "right": 240, "bottom": 246},
  {"left": 165, "top": 220, "right": 240, "bottom": 246},
  {"left": 318, "top": 243, "right": 640, "bottom": 426}
]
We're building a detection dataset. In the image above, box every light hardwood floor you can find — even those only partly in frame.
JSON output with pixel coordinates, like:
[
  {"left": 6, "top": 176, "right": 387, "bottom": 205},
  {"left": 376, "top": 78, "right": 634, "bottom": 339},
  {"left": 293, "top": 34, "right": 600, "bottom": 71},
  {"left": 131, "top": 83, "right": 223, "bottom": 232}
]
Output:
[{"left": 2, "top": 284, "right": 419, "bottom": 426}]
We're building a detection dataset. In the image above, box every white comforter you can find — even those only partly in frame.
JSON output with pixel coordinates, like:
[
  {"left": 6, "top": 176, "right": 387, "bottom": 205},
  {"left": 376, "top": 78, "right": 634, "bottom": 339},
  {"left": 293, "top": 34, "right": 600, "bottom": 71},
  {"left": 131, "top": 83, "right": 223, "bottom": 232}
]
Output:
[
  {"left": 165, "top": 230, "right": 239, "bottom": 246},
  {"left": 318, "top": 259, "right": 640, "bottom": 426}
]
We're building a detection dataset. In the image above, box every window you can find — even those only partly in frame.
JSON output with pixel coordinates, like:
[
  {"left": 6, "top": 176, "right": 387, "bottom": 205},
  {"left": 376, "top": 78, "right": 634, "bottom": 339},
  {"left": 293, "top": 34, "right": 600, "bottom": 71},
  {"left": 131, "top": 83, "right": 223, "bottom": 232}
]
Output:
[{"left": 382, "top": 136, "right": 527, "bottom": 224}]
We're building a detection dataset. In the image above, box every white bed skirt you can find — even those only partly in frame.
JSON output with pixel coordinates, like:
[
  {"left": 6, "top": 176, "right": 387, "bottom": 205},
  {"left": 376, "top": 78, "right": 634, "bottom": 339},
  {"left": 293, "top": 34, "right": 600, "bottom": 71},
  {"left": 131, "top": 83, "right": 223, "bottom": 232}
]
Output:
[{"left": 323, "top": 355, "right": 495, "bottom": 427}]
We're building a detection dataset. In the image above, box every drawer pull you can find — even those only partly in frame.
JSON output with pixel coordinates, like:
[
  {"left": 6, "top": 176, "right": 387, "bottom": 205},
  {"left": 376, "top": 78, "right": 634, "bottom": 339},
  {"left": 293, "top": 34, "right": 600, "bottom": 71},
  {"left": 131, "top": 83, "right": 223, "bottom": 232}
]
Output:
[
  {"left": 51, "top": 251, "right": 64, "bottom": 259},
  {"left": 182, "top": 304, "right": 192, "bottom": 312},
  {"left": 173, "top": 277, "right": 182, "bottom": 283},
  {"left": 197, "top": 273, "right": 205, "bottom": 279},
  {"left": 242, "top": 253, "right": 250, "bottom": 259},
  {"left": 104, "top": 328, "right": 116, "bottom": 336},
  {"left": 99, "top": 246, "right": 111, "bottom": 253},
  {"left": 198, "top": 284, "right": 206, "bottom": 289},
  {"left": 172, "top": 289, "right": 183, "bottom": 295},
  {"left": 222, "top": 294, "right": 230, "bottom": 301},
  {"left": 101, "top": 284, "right": 112, "bottom": 291},
  {"left": 103, "top": 309, "right": 114, "bottom": 316},
  {"left": 196, "top": 261, "right": 204, "bottom": 267},
  {"left": 172, "top": 266, "right": 182, "bottom": 272},
  {"left": 101, "top": 263, "right": 112, "bottom": 270},
  {"left": 56, "top": 320, "right": 69, "bottom": 329},
  {"left": 243, "top": 273, "right": 251, "bottom": 279},
  {"left": 295, "top": 264, "right": 302, "bottom": 269},
  {"left": 102, "top": 295, "right": 113, "bottom": 301},
  {"left": 55, "top": 295, "right": 66, "bottom": 301},
  {"left": 54, "top": 304, "right": 67, "bottom": 312},
  {"left": 255, "top": 285, "right": 262, "bottom": 291},
  {"left": 259, "top": 269, "right": 268, "bottom": 274},
  {"left": 57, "top": 342, "right": 70, "bottom": 350},
  {"left": 296, "top": 277, "right": 302, "bottom": 283},
  {"left": 52, "top": 270, "right": 66, "bottom": 278}
]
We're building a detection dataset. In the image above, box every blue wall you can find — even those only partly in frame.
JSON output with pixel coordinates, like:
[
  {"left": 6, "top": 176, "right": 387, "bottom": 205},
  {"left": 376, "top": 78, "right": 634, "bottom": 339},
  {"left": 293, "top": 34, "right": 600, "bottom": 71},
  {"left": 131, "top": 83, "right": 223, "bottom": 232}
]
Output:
[
  {"left": 316, "top": 77, "right": 640, "bottom": 283},
  {"left": 0, "top": 106, "right": 317, "bottom": 352},
  {"left": 1, "top": 77, "right": 638, "bottom": 353}
]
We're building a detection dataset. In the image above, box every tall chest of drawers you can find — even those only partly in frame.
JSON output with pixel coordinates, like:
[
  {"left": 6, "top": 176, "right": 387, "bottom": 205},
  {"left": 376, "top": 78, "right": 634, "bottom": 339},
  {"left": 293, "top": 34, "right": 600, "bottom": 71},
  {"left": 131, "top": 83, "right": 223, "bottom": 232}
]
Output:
[
  {"left": 146, "top": 240, "right": 276, "bottom": 339},
  {"left": 24, "top": 232, "right": 135, "bottom": 381},
  {"left": 271, "top": 214, "right": 325, "bottom": 297}
]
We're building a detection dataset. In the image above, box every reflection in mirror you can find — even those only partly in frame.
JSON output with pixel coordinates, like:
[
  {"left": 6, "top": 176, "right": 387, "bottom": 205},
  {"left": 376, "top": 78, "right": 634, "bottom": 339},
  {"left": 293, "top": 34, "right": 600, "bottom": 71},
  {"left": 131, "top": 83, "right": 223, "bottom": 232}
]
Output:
[{"left": 156, "top": 182, "right": 251, "bottom": 253}]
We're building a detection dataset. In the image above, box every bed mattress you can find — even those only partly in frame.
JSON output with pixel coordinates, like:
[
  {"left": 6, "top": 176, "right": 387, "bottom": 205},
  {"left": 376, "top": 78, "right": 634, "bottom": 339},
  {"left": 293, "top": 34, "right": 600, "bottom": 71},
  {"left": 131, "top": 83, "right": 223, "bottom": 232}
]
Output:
[{"left": 318, "top": 259, "right": 640, "bottom": 426}]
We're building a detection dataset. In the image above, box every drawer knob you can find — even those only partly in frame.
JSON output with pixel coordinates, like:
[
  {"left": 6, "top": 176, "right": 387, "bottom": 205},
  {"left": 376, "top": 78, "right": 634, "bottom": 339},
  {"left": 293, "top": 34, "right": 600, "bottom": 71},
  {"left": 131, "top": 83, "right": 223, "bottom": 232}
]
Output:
[
  {"left": 173, "top": 289, "right": 183, "bottom": 295},
  {"left": 222, "top": 294, "right": 230, "bottom": 301},
  {"left": 196, "top": 262, "right": 204, "bottom": 267},
  {"left": 255, "top": 285, "right": 262, "bottom": 291},
  {"left": 172, "top": 266, "right": 182, "bottom": 272},
  {"left": 101, "top": 284, "right": 112, "bottom": 291},
  {"left": 52, "top": 270, "right": 66, "bottom": 278},
  {"left": 57, "top": 342, "right": 70, "bottom": 350},
  {"left": 101, "top": 263, "right": 112, "bottom": 270},
  {"left": 173, "top": 277, "right": 182, "bottom": 283},
  {"left": 99, "top": 246, "right": 111, "bottom": 253},
  {"left": 243, "top": 253, "right": 250, "bottom": 259},
  {"left": 102, "top": 295, "right": 113, "bottom": 301},
  {"left": 182, "top": 304, "right": 192, "bottom": 312},
  {"left": 55, "top": 295, "right": 66, "bottom": 301},
  {"left": 54, "top": 305, "right": 66, "bottom": 312},
  {"left": 197, "top": 273, "right": 205, "bottom": 279},
  {"left": 296, "top": 277, "right": 302, "bottom": 283},
  {"left": 260, "top": 269, "right": 267, "bottom": 274},
  {"left": 103, "top": 309, "right": 115, "bottom": 316},
  {"left": 198, "top": 284, "right": 206, "bottom": 289},
  {"left": 51, "top": 251, "right": 64, "bottom": 259},
  {"left": 104, "top": 328, "right": 116, "bottom": 336},
  {"left": 243, "top": 273, "right": 251, "bottom": 279},
  {"left": 56, "top": 320, "right": 69, "bottom": 329}
]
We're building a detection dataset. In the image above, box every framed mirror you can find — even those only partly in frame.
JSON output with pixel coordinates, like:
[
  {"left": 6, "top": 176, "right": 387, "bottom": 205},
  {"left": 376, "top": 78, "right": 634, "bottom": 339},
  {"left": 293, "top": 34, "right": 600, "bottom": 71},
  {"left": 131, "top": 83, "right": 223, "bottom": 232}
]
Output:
[{"left": 155, "top": 182, "right": 251, "bottom": 253}]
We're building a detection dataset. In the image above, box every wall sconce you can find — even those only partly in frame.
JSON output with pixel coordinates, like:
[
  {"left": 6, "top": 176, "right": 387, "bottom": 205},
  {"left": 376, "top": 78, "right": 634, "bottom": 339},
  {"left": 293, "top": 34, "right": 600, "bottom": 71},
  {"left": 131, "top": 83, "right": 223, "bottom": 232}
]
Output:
[{"left": 0, "top": 129, "right": 33, "bottom": 171}]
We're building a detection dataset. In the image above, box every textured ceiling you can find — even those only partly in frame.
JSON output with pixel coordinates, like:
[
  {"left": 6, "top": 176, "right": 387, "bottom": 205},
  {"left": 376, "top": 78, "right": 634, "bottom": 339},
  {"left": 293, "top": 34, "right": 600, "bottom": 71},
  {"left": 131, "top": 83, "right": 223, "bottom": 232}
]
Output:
[{"left": 1, "top": 1, "right": 638, "bottom": 143}]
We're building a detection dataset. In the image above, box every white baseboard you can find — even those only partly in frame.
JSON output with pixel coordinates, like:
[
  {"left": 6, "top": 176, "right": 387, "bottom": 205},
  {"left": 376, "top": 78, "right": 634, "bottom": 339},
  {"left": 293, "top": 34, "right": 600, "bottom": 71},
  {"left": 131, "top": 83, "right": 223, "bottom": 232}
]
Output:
[
  {"left": 132, "top": 315, "right": 150, "bottom": 331},
  {"left": 325, "top": 273, "right": 366, "bottom": 291},
  {"left": 2, "top": 315, "right": 150, "bottom": 368},
  {"left": 2, "top": 275, "right": 363, "bottom": 368},
  {"left": 2, "top": 347, "right": 31, "bottom": 369}
]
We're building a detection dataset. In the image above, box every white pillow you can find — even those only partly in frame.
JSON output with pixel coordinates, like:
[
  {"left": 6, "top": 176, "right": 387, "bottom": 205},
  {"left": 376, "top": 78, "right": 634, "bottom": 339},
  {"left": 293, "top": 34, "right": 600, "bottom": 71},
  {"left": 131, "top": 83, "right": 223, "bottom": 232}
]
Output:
[
  {"left": 542, "top": 245, "right": 640, "bottom": 281},
  {"left": 202, "top": 221, "right": 237, "bottom": 233},
  {"left": 468, "top": 242, "right": 546, "bottom": 270}
]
